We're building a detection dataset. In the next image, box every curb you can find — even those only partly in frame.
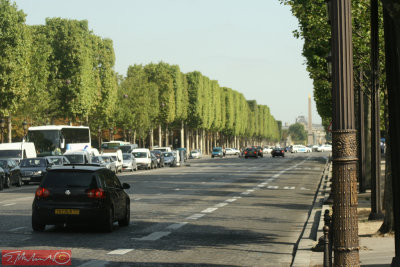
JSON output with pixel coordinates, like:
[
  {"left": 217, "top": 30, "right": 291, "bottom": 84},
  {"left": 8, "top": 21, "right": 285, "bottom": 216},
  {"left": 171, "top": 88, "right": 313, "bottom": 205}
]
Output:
[{"left": 292, "top": 159, "right": 331, "bottom": 267}]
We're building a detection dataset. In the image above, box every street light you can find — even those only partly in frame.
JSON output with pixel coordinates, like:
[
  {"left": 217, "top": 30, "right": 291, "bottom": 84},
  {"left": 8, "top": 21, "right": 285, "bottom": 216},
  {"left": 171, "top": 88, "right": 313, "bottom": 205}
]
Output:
[
  {"left": 0, "top": 119, "right": 4, "bottom": 143},
  {"left": 22, "top": 121, "right": 28, "bottom": 141}
]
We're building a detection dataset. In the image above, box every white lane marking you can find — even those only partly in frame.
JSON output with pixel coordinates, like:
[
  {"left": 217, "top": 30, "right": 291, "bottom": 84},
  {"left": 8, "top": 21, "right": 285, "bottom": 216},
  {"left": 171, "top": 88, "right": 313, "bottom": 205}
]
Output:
[
  {"left": 134, "top": 198, "right": 142, "bottom": 201},
  {"left": 267, "top": 186, "right": 279, "bottom": 189},
  {"left": 107, "top": 249, "right": 134, "bottom": 255},
  {"left": 201, "top": 207, "right": 218, "bottom": 213},
  {"left": 214, "top": 203, "right": 228, "bottom": 208},
  {"left": 135, "top": 231, "right": 171, "bottom": 241},
  {"left": 186, "top": 213, "right": 205, "bottom": 220},
  {"left": 201, "top": 182, "right": 206, "bottom": 184},
  {"left": 241, "top": 191, "right": 250, "bottom": 195},
  {"left": 225, "top": 198, "right": 237, "bottom": 203},
  {"left": 174, "top": 188, "right": 180, "bottom": 191},
  {"left": 258, "top": 184, "right": 266, "bottom": 188},
  {"left": 283, "top": 186, "right": 296, "bottom": 190},
  {"left": 233, "top": 196, "right": 242, "bottom": 199},
  {"left": 247, "top": 189, "right": 255, "bottom": 192},
  {"left": 9, "top": 227, "right": 25, "bottom": 232},
  {"left": 3, "top": 203, "right": 16, "bottom": 206},
  {"left": 165, "top": 222, "right": 188, "bottom": 230},
  {"left": 272, "top": 174, "right": 280, "bottom": 178}
]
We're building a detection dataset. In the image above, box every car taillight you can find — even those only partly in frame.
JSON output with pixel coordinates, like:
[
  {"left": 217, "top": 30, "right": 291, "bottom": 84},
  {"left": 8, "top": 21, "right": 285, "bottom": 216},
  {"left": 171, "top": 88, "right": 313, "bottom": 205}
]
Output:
[
  {"left": 245, "top": 151, "right": 248, "bottom": 154},
  {"left": 254, "top": 151, "right": 257, "bottom": 154},
  {"left": 87, "top": 188, "right": 105, "bottom": 199},
  {"left": 281, "top": 150, "right": 284, "bottom": 153},
  {"left": 35, "top": 187, "right": 50, "bottom": 198}
]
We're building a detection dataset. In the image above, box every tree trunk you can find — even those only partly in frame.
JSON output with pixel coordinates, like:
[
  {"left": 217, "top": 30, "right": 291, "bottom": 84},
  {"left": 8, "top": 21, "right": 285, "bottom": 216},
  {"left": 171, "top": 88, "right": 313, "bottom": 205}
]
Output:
[
  {"left": 150, "top": 128, "right": 154, "bottom": 150},
  {"left": 196, "top": 129, "right": 199, "bottom": 151},
  {"left": 364, "top": 92, "right": 372, "bottom": 189},
  {"left": 180, "top": 121, "right": 184, "bottom": 148},
  {"left": 380, "top": 129, "right": 393, "bottom": 233},
  {"left": 185, "top": 123, "right": 190, "bottom": 151},
  {"left": 165, "top": 124, "right": 169, "bottom": 147},
  {"left": 199, "top": 129, "right": 203, "bottom": 154},
  {"left": 133, "top": 130, "right": 137, "bottom": 145},
  {"left": 158, "top": 124, "right": 162, "bottom": 146},
  {"left": 7, "top": 116, "right": 11, "bottom": 143}
]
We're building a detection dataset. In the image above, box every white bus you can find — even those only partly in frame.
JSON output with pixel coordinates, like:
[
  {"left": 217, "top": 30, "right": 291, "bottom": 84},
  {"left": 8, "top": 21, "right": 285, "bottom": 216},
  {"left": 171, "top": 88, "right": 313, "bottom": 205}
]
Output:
[{"left": 27, "top": 125, "right": 91, "bottom": 157}]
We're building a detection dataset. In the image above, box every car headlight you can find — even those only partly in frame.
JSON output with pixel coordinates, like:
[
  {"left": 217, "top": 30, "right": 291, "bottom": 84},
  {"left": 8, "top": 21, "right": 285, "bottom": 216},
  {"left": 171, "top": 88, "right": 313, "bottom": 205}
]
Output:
[{"left": 33, "top": 171, "right": 42, "bottom": 176}]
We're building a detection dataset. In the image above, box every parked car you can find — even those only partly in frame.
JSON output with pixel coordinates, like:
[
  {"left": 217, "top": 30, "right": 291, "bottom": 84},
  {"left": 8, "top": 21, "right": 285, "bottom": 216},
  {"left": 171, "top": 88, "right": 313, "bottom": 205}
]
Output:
[
  {"left": 20, "top": 157, "right": 52, "bottom": 185},
  {"left": 44, "top": 156, "right": 70, "bottom": 166},
  {"left": 0, "top": 159, "right": 22, "bottom": 188},
  {"left": 176, "top": 148, "right": 188, "bottom": 161},
  {"left": 211, "top": 147, "right": 224, "bottom": 158},
  {"left": 290, "top": 145, "right": 312, "bottom": 153},
  {"left": 31, "top": 165, "right": 131, "bottom": 232},
  {"left": 119, "top": 144, "right": 138, "bottom": 154},
  {"left": 101, "top": 149, "right": 123, "bottom": 173},
  {"left": 0, "top": 167, "right": 5, "bottom": 190},
  {"left": 150, "top": 153, "right": 158, "bottom": 169},
  {"left": 101, "top": 155, "right": 117, "bottom": 173},
  {"left": 151, "top": 150, "right": 164, "bottom": 168},
  {"left": 317, "top": 144, "right": 332, "bottom": 152},
  {"left": 189, "top": 149, "right": 202, "bottom": 159},
  {"left": 91, "top": 156, "right": 108, "bottom": 168},
  {"left": 225, "top": 148, "right": 240, "bottom": 156},
  {"left": 271, "top": 147, "right": 285, "bottom": 157},
  {"left": 153, "top": 146, "right": 172, "bottom": 152},
  {"left": 122, "top": 153, "right": 137, "bottom": 172},
  {"left": 132, "top": 149, "right": 152, "bottom": 170},
  {"left": 163, "top": 152, "right": 176, "bottom": 166},
  {"left": 244, "top": 147, "right": 258, "bottom": 159}
]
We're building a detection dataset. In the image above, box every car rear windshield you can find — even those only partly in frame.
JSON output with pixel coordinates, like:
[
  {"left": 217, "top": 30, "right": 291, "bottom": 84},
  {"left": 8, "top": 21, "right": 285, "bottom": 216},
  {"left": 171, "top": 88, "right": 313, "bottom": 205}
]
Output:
[
  {"left": 213, "top": 148, "right": 222, "bottom": 152},
  {"left": 42, "top": 171, "right": 98, "bottom": 188},
  {"left": 21, "top": 159, "right": 46, "bottom": 167},
  {"left": 133, "top": 152, "right": 147, "bottom": 158}
]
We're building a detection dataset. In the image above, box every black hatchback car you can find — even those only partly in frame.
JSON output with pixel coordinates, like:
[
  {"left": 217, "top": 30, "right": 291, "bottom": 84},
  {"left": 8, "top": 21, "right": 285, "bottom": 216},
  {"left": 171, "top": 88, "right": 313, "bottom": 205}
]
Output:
[
  {"left": 271, "top": 147, "right": 285, "bottom": 157},
  {"left": 32, "top": 166, "right": 130, "bottom": 232},
  {"left": 244, "top": 147, "right": 258, "bottom": 158}
]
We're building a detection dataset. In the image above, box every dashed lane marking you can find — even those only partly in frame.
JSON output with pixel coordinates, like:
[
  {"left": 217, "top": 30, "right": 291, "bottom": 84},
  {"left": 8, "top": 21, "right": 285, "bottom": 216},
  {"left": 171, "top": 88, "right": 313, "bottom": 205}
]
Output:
[
  {"left": 107, "top": 249, "right": 134, "bottom": 255},
  {"left": 134, "top": 231, "right": 171, "bottom": 241},
  {"left": 283, "top": 186, "right": 296, "bottom": 190},
  {"left": 258, "top": 184, "right": 266, "bottom": 188},
  {"left": 241, "top": 191, "right": 250, "bottom": 195},
  {"left": 134, "top": 198, "right": 142, "bottom": 201},
  {"left": 8, "top": 227, "right": 25, "bottom": 232},
  {"left": 3, "top": 203, "right": 16, "bottom": 207},
  {"left": 267, "top": 186, "right": 279, "bottom": 189},
  {"left": 225, "top": 198, "right": 237, "bottom": 203},
  {"left": 186, "top": 213, "right": 205, "bottom": 220},
  {"left": 165, "top": 222, "right": 188, "bottom": 230},
  {"left": 201, "top": 207, "right": 218, "bottom": 213}
]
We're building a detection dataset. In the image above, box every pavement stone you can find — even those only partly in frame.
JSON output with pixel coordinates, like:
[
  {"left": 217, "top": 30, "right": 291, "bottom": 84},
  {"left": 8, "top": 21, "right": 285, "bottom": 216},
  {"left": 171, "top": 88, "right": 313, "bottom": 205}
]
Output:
[{"left": 293, "top": 159, "right": 395, "bottom": 267}]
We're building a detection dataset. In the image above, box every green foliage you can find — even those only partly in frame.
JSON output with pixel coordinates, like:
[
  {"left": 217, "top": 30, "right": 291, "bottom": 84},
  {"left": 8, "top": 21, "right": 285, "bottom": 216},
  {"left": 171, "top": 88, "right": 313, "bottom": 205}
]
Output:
[
  {"left": 288, "top": 123, "right": 308, "bottom": 143},
  {"left": 0, "top": 0, "right": 30, "bottom": 116}
]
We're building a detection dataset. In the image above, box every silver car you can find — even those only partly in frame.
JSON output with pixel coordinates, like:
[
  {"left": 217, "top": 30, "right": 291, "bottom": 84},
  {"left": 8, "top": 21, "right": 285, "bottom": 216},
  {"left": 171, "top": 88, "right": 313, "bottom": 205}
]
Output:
[
  {"left": 122, "top": 153, "right": 137, "bottom": 172},
  {"left": 101, "top": 155, "right": 117, "bottom": 173},
  {"left": 190, "top": 149, "right": 202, "bottom": 159}
]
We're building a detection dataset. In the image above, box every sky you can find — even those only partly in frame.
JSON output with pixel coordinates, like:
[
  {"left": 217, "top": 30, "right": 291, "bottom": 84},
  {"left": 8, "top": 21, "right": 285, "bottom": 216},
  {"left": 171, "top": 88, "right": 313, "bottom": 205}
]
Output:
[{"left": 13, "top": 0, "right": 322, "bottom": 125}]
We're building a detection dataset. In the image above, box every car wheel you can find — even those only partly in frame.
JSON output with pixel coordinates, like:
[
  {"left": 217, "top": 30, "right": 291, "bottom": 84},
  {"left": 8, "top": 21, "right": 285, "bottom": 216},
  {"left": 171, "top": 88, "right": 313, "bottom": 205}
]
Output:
[
  {"left": 5, "top": 176, "right": 11, "bottom": 188},
  {"left": 103, "top": 208, "right": 114, "bottom": 233},
  {"left": 118, "top": 200, "right": 130, "bottom": 227},
  {"left": 17, "top": 175, "right": 22, "bottom": 187},
  {"left": 32, "top": 214, "right": 45, "bottom": 232}
]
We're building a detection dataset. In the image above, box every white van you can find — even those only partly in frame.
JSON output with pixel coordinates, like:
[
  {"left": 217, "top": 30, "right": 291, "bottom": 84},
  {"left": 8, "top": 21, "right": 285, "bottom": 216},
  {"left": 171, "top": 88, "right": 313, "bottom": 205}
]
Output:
[
  {"left": 131, "top": 148, "right": 151, "bottom": 170},
  {"left": 0, "top": 142, "right": 37, "bottom": 163},
  {"left": 101, "top": 149, "right": 123, "bottom": 173},
  {"left": 63, "top": 150, "right": 91, "bottom": 164}
]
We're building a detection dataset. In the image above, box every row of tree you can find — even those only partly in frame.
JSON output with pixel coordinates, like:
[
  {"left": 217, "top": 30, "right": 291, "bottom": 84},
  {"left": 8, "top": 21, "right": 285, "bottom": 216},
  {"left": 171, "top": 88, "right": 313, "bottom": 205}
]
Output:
[{"left": 0, "top": 0, "right": 281, "bottom": 152}]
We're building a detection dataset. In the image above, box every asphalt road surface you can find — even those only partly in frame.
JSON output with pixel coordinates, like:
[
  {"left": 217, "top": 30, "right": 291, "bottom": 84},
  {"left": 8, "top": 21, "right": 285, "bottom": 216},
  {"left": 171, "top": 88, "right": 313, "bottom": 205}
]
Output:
[{"left": 0, "top": 152, "right": 329, "bottom": 267}]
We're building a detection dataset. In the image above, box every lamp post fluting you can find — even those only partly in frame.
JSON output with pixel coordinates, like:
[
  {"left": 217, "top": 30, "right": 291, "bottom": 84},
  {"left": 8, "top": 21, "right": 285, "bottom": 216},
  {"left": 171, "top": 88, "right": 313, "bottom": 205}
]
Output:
[{"left": 329, "top": 0, "right": 359, "bottom": 265}]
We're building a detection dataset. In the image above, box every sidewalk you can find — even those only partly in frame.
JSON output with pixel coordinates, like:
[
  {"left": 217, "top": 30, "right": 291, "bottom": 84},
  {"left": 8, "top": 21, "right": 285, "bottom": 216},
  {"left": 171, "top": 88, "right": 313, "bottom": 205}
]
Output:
[{"left": 293, "top": 160, "right": 395, "bottom": 267}]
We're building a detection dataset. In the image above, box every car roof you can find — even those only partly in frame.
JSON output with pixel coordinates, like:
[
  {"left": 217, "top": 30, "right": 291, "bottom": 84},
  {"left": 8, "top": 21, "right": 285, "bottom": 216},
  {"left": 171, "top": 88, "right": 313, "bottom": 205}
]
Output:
[{"left": 49, "top": 165, "right": 105, "bottom": 172}]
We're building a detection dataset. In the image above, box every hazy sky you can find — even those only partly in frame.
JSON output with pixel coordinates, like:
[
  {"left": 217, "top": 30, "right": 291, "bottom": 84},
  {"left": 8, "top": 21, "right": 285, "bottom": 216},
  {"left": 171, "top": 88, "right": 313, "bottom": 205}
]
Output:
[{"left": 13, "top": 0, "right": 322, "bottom": 125}]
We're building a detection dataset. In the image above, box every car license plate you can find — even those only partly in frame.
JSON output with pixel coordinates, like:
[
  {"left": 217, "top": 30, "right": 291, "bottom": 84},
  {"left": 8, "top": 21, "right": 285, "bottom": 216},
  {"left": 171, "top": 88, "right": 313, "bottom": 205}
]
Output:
[{"left": 55, "top": 209, "right": 80, "bottom": 215}]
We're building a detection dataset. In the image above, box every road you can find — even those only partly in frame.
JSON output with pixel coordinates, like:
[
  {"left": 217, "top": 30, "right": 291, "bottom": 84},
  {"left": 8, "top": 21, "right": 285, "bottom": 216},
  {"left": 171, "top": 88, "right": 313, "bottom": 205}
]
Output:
[{"left": 0, "top": 152, "right": 329, "bottom": 267}]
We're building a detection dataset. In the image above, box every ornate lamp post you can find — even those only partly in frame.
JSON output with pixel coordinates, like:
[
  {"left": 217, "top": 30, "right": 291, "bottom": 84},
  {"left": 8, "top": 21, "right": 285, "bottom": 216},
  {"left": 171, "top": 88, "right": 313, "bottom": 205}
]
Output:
[
  {"left": 0, "top": 119, "right": 4, "bottom": 143},
  {"left": 22, "top": 121, "right": 28, "bottom": 141},
  {"left": 328, "top": 0, "right": 360, "bottom": 265}
]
